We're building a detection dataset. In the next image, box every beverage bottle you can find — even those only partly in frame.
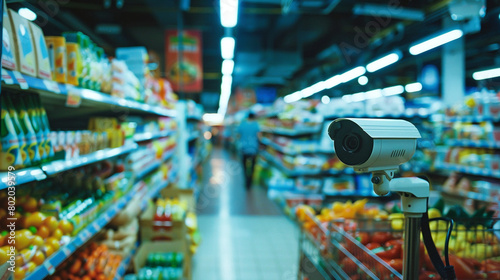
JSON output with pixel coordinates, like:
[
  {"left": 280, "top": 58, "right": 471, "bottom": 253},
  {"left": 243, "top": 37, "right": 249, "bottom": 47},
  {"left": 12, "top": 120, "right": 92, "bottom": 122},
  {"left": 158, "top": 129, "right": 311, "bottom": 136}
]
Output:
[
  {"left": 5, "top": 95, "right": 31, "bottom": 168},
  {"left": 153, "top": 199, "right": 165, "bottom": 232},
  {"left": 0, "top": 95, "right": 22, "bottom": 170},
  {"left": 25, "top": 95, "right": 47, "bottom": 162},
  {"left": 12, "top": 95, "right": 41, "bottom": 165},
  {"left": 164, "top": 199, "right": 173, "bottom": 227},
  {"left": 33, "top": 94, "right": 54, "bottom": 160}
]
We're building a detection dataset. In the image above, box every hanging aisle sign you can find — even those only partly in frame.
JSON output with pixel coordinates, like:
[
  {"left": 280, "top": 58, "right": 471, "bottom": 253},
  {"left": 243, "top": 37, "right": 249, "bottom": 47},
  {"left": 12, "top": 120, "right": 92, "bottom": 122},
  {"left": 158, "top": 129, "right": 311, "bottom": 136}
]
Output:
[{"left": 165, "top": 30, "right": 203, "bottom": 93}]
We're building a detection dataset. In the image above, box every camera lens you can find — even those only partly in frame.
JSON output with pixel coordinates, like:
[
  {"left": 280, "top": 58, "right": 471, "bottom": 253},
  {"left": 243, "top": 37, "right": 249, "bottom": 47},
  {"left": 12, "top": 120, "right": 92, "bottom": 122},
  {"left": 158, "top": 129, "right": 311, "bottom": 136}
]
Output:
[{"left": 343, "top": 133, "right": 361, "bottom": 153}]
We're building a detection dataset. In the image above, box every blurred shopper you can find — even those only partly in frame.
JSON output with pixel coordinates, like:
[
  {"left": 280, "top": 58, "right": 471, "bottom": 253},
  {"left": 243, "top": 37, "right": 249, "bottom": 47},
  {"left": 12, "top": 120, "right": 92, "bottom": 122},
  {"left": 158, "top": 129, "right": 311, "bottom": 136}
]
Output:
[{"left": 237, "top": 112, "right": 260, "bottom": 189}]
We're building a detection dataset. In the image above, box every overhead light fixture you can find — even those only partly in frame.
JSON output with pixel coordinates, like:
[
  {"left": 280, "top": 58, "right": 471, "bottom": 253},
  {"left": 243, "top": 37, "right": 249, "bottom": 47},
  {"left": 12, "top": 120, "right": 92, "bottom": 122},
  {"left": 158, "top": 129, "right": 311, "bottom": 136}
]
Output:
[
  {"left": 220, "top": 0, "right": 239, "bottom": 28},
  {"left": 366, "top": 52, "right": 401, "bottom": 72},
  {"left": 472, "top": 67, "right": 500, "bottom": 80},
  {"left": 358, "top": 76, "right": 369, "bottom": 86},
  {"left": 409, "top": 29, "right": 463, "bottom": 55},
  {"left": 18, "top": 8, "right": 37, "bottom": 21},
  {"left": 284, "top": 91, "right": 302, "bottom": 103},
  {"left": 301, "top": 81, "right": 326, "bottom": 98},
  {"left": 383, "top": 85, "right": 404, "bottom": 96},
  {"left": 342, "top": 95, "right": 353, "bottom": 103},
  {"left": 221, "top": 59, "right": 234, "bottom": 75},
  {"left": 324, "top": 75, "right": 342, "bottom": 89},
  {"left": 365, "top": 89, "right": 382, "bottom": 99},
  {"left": 340, "top": 66, "right": 366, "bottom": 83},
  {"left": 218, "top": 74, "right": 233, "bottom": 115},
  {"left": 221, "top": 37, "right": 235, "bottom": 60},
  {"left": 321, "top": 95, "right": 330, "bottom": 104},
  {"left": 405, "top": 82, "right": 423, "bottom": 92},
  {"left": 351, "top": 92, "right": 366, "bottom": 102},
  {"left": 203, "top": 113, "right": 224, "bottom": 124}
]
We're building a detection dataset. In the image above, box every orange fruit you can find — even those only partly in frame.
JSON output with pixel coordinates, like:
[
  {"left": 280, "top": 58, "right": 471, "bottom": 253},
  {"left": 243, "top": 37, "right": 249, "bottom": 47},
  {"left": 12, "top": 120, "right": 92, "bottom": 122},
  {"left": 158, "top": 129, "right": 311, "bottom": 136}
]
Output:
[
  {"left": 32, "top": 235, "right": 44, "bottom": 247},
  {"left": 32, "top": 250, "right": 45, "bottom": 265},
  {"left": 25, "top": 212, "right": 45, "bottom": 228},
  {"left": 14, "top": 230, "right": 33, "bottom": 250},
  {"left": 58, "top": 220, "right": 74, "bottom": 235},
  {"left": 37, "top": 225, "right": 50, "bottom": 239},
  {"left": 43, "top": 216, "right": 59, "bottom": 233},
  {"left": 41, "top": 245, "right": 54, "bottom": 257},
  {"left": 0, "top": 248, "right": 8, "bottom": 264},
  {"left": 46, "top": 237, "right": 60, "bottom": 251},
  {"left": 26, "top": 261, "right": 37, "bottom": 272},
  {"left": 13, "top": 267, "right": 26, "bottom": 280},
  {"left": 51, "top": 228, "right": 63, "bottom": 240},
  {"left": 23, "top": 197, "right": 39, "bottom": 212}
]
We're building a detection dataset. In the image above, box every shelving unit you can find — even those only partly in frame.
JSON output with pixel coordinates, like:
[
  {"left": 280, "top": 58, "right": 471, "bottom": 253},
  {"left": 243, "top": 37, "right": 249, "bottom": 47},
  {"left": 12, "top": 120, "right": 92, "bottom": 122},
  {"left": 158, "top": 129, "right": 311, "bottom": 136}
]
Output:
[
  {"left": 134, "top": 130, "right": 175, "bottom": 142},
  {"left": 445, "top": 139, "right": 500, "bottom": 149},
  {"left": 261, "top": 150, "right": 322, "bottom": 177},
  {"left": 434, "top": 163, "right": 500, "bottom": 178},
  {"left": 261, "top": 126, "right": 321, "bottom": 136},
  {"left": 113, "top": 245, "right": 138, "bottom": 280}
]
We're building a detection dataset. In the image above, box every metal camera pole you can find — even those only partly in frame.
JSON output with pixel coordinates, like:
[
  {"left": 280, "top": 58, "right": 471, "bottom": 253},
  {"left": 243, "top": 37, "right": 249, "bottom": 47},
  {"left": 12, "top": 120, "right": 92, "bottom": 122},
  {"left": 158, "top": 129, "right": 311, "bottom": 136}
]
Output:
[{"left": 371, "top": 171, "right": 430, "bottom": 280}]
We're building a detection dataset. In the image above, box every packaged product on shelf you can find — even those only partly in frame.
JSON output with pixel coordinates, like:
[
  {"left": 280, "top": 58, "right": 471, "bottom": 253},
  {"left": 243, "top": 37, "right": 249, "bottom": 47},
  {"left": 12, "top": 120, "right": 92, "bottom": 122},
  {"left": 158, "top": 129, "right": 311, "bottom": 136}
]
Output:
[
  {"left": 295, "top": 177, "right": 323, "bottom": 193},
  {"left": 45, "top": 36, "right": 67, "bottom": 83},
  {"left": 4, "top": 95, "right": 31, "bottom": 167},
  {"left": 33, "top": 94, "right": 54, "bottom": 159},
  {"left": 133, "top": 240, "right": 190, "bottom": 279},
  {"left": 0, "top": 95, "right": 23, "bottom": 170},
  {"left": 25, "top": 94, "right": 48, "bottom": 162},
  {"left": 29, "top": 21, "right": 52, "bottom": 80},
  {"left": 65, "top": 42, "right": 81, "bottom": 85},
  {"left": 11, "top": 94, "right": 41, "bottom": 165},
  {"left": 2, "top": 2, "right": 18, "bottom": 70},
  {"left": 322, "top": 176, "right": 355, "bottom": 195},
  {"left": 8, "top": 9, "right": 36, "bottom": 76}
]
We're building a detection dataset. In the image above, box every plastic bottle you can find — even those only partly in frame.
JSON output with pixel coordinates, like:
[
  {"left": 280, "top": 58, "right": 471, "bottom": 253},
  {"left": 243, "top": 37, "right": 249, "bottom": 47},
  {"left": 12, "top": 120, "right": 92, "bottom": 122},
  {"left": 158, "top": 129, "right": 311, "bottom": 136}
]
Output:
[
  {"left": 0, "top": 95, "right": 22, "bottom": 170},
  {"left": 5, "top": 95, "right": 31, "bottom": 168},
  {"left": 13, "top": 95, "right": 41, "bottom": 165},
  {"left": 25, "top": 95, "right": 47, "bottom": 162},
  {"left": 153, "top": 199, "right": 165, "bottom": 231},
  {"left": 33, "top": 94, "right": 54, "bottom": 160}
]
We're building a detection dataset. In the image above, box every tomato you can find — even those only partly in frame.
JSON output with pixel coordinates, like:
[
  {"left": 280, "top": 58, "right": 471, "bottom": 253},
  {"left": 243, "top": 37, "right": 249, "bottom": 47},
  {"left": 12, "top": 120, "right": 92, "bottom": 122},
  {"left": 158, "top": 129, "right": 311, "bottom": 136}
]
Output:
[
  {"left": 366, "top": 242, "right": 382, "bottom": 250},
  {"left": 340, "top": 257, "right": 357, "bottom": 274},
  {"left": 419, "top": 270, "right": 440, "bottom": 280},
  {"left": 371, "top": 232, "right": 393, "bottom": 244},
  {"left": 355, "top": 232, "right": 370, "bottom": 245},
  {"left": 386, "top": 259, "right": 403, "bottom": 274},
  {"left": 449, "top": 254, "right": 475, "bottom": 280}
]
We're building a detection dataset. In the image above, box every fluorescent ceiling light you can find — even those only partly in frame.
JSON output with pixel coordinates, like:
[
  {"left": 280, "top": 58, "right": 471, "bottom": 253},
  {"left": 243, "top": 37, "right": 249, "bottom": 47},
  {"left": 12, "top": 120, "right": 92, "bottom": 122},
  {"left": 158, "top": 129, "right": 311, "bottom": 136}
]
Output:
[
  {"left": 203, "top": 113, "right": 224, "bottom": 123},
  {"left": 366, "top": 52, "right": 401, "bottom": 72},
  {"left": 409, "top": 29, "right": 463, "bottom": 55},
  {"left": 301, "top": 81, "right": 325, "bottom": 98},
  {"left": 324, "top": 75, "right": 342, "bottom": 89},
  {"left": 284, "top": 92, "right": 302, "bottom": 103},
  {"left": 342, "top": 95, "right": 352, "bottom": 103},
  {"left": 358, "top": 76, "right": 368, "bottom": 86},
  {"left": 383, "top": 85, "right": 405, "bottom": 96},
  {"left": 365, "top": 89, "right": 382, "bottom": 99},
  {"left": 220, "top": 0, "right": 239, "bottom": 28},
  {"left": 221, "top": 37, "right": 235, "bottom": 60},
  {"left": 18, "top": 8, "right": 37, "bottom": 21},
  {"left": 405, "top": 82, "right": 422, "bottom": 92},
  {"left": 351, "top": 92, "right": 366, "bottom": 102},
  {"left": 221, "top": 60, "right": 234, "bottom": 75},
  {"left": 340, "top": 66, "right": 366, "bottom": 83},
  {"left": 321, "top": 95, "right": 330, "bottom": 104},
  {"left": 472, "top": 67, "right": 500, "bottom": 80}
]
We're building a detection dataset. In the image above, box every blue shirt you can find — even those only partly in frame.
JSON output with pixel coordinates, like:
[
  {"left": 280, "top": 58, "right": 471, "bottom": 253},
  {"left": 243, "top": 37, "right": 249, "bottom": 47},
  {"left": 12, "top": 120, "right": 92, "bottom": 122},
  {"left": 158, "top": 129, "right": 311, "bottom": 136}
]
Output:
[{"left": 237, "top": 120, "right": 260, "bottom": 155}]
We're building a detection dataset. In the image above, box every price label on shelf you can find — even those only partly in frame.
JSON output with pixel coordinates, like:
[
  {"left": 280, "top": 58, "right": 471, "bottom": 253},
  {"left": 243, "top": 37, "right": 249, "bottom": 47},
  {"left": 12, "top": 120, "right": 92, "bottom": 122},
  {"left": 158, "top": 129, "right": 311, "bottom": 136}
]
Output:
[
  {"left": 43, "top": 261, "right": 56, "bottom": 275},
  {"left": 62, "top": 246, "right": 72, "bottom": 257},
  {"left": 43, "top": 80, "right": 61, "bottom": 93},
  {"left": 66, "top": 85, "right": 82, "bottom": 107},
  {"left": 11, "top": 71, "right": 29, "bottom": 89},
  {"left": 93, "top": 222, "right": 100, "bottom": 232},
  {"left": 1, "top": 69, "right": 14, "bottom": 84}
]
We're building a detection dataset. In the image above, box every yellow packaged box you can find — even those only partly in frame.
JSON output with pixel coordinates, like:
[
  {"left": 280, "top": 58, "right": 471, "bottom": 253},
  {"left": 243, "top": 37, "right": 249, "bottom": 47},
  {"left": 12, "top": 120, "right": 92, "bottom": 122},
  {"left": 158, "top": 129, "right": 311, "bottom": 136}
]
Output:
[
  {"left": 8, "top": 9, "right": 36, "bottom": 76},
  {"left": 2, "top": 2, "right": 17, "bottom": 70},
  {"left": 29, "top": 22, "right": 52, "bottom": 80},
  {"left": 45, "top": 36, "right": 67, "bottom": 83}
]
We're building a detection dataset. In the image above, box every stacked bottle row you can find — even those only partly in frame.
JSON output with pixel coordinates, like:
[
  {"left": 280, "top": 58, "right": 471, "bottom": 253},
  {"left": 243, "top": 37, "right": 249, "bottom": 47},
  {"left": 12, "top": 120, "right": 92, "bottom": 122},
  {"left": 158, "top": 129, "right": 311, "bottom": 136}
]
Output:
[{"left": 1, "top": 93, "right": 53, "bottom": 170}]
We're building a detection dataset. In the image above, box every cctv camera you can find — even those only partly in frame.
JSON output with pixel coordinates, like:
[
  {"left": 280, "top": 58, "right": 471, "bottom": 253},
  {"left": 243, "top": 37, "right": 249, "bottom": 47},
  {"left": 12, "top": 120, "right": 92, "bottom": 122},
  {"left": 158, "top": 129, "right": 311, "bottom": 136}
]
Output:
[{"left": 328, "top": 118, "right": 421, "bottom": 173}]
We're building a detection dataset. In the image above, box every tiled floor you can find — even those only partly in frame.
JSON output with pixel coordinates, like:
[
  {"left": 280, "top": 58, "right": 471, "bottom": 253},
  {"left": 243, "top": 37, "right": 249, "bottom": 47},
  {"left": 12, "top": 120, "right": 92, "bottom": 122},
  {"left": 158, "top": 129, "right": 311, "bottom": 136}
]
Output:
[{"left": 192, "top": 148, "right": 300, "bottom": 280}]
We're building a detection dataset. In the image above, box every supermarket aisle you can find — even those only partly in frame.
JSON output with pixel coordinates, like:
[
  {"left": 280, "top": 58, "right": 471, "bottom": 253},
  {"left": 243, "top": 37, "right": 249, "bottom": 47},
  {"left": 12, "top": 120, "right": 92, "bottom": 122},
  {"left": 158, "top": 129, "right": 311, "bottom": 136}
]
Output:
[{"left": 192, "top": 148, "right": 300, "bottom": 280}]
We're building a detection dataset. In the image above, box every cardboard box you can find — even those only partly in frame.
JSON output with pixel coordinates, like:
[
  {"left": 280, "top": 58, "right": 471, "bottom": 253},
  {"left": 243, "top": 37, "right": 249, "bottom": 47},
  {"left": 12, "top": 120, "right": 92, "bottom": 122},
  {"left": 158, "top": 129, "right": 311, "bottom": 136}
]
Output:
[
  {"left": 134, "top": 240, "right": 191, "bottom": 279},
  {"left": 8, "top": 9, "right": 36, "bottom": 76},
  {"left": 2, "top": 2, "right": 17, "bottom": 70},
  {"left": 139, "top": 202, "right": 187, "bottom": 243},
  {"left": 160, "top": 187, "right": 196, "bottom": 212},
  {"left": 29, "top": 22, "right": 52, "bottom": 80}
]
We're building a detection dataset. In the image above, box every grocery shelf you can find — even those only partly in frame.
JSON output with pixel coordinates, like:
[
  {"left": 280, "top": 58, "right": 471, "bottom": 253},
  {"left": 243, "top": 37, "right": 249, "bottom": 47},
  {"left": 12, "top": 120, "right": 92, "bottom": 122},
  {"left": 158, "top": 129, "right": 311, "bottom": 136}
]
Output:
[
  {"left": 113, "top": 245, "right": 138, "bottom": 280},
  {"left": 42, "top": 144, "right": 139, "bottom": 175},
  {"left": 134, "top": 130, "right": 175, "bottom": 142},
  {"left": 434, "top": 163, "right": 500, "bottom": 178},
  {"left": 25, "top": 175, "right": 174, "bottom": 280},
  {"left": 1, "top": 69, "right": 176, "bottom": 117},
  {"left": 323, "top": 112, "right": 431, "bottom": 120},
  {"left": 135, "top": 149, "right": 175, "bottom": 181},
  {"left": 260, "top": 137, "right": 320, "bottom": 155},
  {"left": 261, "top": 126, "right": 322, "bottom": 136},
  {"left": 444, "top": 115, "right": 500, "bottom": 123},
  {"left": 0, "top": 168, "right": 47, "bottom": 190},
  {"left": 440, "top": 190, "right": 497, "bottom": 203},
  {"left": 261, "top": 151, "right": 321, "bottom": 177},
  {"left": 445, "top": 139, "right": 500, "bottom": 149}
]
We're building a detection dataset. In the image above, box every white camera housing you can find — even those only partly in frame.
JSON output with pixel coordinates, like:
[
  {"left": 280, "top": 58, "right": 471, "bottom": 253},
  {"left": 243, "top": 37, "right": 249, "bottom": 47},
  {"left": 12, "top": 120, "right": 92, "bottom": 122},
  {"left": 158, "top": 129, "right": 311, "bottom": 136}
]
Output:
[{"left": 328, "top": 118, "right": 421, "bottom": 173}]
